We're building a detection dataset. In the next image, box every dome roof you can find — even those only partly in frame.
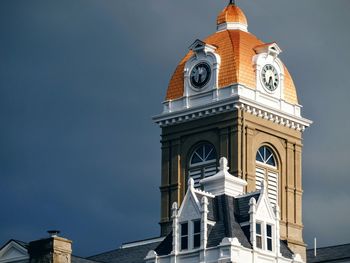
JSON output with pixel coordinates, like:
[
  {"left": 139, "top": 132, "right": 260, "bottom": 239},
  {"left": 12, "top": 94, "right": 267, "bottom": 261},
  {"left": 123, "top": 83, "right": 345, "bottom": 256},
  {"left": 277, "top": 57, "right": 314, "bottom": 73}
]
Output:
[
  {"left": 217, "top": 3, "right": 248, "bottom": 26},
  {"left": 165, "top": 4, "right": 298, "bottom": 105}
]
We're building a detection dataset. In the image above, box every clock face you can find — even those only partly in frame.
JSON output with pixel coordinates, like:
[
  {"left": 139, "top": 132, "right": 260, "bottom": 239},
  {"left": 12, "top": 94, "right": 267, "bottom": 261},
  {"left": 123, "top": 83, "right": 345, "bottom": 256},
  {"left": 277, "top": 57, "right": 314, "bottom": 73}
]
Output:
[
  {"left": 261, "top": 64, "right": 279, "bottom": 92},
  {"left": 190, "top": 62, "right": 211, "bottom": 89}
]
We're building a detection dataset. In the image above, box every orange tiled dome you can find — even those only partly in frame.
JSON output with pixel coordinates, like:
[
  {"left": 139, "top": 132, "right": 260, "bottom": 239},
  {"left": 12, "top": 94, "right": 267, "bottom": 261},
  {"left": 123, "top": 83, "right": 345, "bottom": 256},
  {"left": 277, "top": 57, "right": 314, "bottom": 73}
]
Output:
[
  {"left": 165, "top": 5, "right": 298, "bottom": 105},
  {"left": 217, "top": 3, "right": 248, "bottom": 26}
]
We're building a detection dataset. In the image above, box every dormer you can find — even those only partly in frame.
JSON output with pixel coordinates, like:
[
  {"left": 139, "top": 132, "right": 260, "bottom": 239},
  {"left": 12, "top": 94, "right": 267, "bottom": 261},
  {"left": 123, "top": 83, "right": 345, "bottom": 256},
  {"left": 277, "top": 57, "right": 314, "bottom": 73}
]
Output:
[
  {"left": 171, "top": 179, "right": 215, "bottom": 254},
  {"left": 189, "top": 39, "right": 217, "bottom": 55},
  {"left": 145, "top": 157, "right": 304, "bottom": 263},
  {"left": 183, "top": 40, "right": 221, "bottom": 101},
  {"left": 249, "top": 180, "right": 281, "bottom": 255},
  {"left": 254, "top": 42, "right": 282, "bottom": 59}
]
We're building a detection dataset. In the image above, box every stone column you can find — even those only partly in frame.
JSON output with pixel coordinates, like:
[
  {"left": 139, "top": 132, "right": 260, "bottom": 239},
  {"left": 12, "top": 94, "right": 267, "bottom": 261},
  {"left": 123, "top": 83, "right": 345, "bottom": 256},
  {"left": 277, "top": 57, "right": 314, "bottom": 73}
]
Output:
[
  {"left": 230, "top": 109, "right": 242, "bottom": 179},
  {"left": 160, "top": 141, "right": 171, "bottom": 235},
  {"left": 200, "top": 196, "right": 209, "bottom": 263},
  {"left": 171, "top": 202, "right": 179, "bottom": 255},
  {"left": 249, "top": 198, "right": 257, "bottom": 248}
]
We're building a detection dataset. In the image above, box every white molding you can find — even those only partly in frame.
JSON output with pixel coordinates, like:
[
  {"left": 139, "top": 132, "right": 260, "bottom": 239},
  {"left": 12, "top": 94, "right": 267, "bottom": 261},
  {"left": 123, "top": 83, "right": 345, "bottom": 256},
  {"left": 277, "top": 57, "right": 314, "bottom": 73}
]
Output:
[
  {"left": 0, "top": 241, "right": 29, "bottom": 263},
  {"left": 154, "top": 90, "right": 312, "bottom": 132},
  {"left": 200, "top": 157, "right": 247, "bottom": 197},
  {"left": 193, "top": 188, "right": 215, "bottom": 199},
  {"left": 184, "top": 43, "right": 221, "bottom": 100},
  {"left": 217, "top": 22, "right": 248, "bottom": 32},
  {"left": 121, "top": 237, "right": 165, "bottom": 249},
  {"left": 236, "top": 190, "right": 260, "bottom": 199},
  {"left": 177, "top": 179, "right": 202, "bottom": 221},
  {"left": 254, "top": 43, "right": 282, "bottom": 58}
]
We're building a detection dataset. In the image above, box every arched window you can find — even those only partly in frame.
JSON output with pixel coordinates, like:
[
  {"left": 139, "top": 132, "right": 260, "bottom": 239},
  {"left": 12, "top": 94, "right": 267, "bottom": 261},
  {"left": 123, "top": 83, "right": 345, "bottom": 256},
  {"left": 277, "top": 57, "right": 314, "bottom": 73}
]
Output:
[
  {"left": 256, "top": 146, "right": 278, "bottom": 207},
  {"left": 188, "top": 143, "right": 217, "bottom": 188}
]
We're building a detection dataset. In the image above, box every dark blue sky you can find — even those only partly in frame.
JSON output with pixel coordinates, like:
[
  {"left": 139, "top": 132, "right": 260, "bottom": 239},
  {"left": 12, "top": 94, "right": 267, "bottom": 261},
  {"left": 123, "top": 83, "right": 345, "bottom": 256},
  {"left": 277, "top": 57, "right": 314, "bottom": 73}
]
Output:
[{"left": 1, "top": 0, "right": 349, "bottom": 257}]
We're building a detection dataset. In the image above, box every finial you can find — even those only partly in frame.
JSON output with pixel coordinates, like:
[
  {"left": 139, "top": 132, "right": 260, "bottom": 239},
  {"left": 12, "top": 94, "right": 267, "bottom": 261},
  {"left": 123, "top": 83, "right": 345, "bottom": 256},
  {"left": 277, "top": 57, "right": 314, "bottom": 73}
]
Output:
[
  {"left": 188, "top": 178, "right": 195, "bottom": 189},
  {"left": 219, "top": 157, "right": 229, "bottom": 171},
  {"left": 229, "top": 0, "right": 236, "bottom": 5},
  {"left": 172, "top": 202, "right": 178, "bottom": 218},
  {"left": 260, "top": 180, "right": 267, "bottom": 195},
  {"left": 249, "top": 197, "right": 256, "bottom": 206}
]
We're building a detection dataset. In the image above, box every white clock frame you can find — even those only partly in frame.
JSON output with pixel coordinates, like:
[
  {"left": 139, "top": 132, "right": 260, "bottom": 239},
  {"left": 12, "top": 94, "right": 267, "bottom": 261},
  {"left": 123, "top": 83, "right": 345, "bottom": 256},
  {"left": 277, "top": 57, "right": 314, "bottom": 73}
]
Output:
[
  {"left": 253, "top": 43, "right": 286, "bottom": 109},
  {"left": 184, "top": 40, "right": 221, "bottom": 98}
]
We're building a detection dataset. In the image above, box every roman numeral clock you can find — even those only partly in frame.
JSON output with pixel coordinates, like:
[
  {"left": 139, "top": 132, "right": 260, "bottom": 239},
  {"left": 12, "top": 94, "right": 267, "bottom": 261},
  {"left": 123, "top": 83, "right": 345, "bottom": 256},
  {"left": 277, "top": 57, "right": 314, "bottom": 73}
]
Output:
[{"left": 261, "top": 64, "right": 279, "bottom": 92}]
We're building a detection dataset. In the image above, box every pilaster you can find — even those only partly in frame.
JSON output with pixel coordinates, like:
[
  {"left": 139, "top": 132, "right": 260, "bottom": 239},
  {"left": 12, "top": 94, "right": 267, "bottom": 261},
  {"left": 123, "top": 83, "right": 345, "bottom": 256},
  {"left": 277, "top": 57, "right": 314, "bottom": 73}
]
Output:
[{"left": 245, "top": 127, "right": 255, "bottom": 193}]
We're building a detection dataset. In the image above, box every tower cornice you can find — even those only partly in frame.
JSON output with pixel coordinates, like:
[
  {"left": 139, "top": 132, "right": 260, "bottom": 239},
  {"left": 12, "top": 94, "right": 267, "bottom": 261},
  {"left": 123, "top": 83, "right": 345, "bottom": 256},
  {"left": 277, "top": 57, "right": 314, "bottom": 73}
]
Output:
[{"left": 154, "top": 86, "right": 312, "bottom": 132}]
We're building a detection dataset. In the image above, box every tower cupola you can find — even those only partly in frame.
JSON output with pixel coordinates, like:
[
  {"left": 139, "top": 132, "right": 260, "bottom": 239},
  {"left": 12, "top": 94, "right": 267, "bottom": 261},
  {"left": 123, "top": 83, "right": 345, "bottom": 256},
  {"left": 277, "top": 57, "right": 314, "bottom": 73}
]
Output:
[
  {"left": 217, "top": 1, "right": 248, "bottom": 32},
  {"left": 155, "top": 2, "right": 312, "bottom": 260}
]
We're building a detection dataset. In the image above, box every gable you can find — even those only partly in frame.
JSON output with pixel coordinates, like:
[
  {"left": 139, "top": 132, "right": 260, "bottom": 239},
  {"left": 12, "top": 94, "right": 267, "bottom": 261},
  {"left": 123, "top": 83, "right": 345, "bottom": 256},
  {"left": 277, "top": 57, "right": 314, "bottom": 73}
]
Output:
[
  {"left": 255, "top": 184, "right": 276, "bottom": 222},
  {"left": 178, "top": 191, "right": 201, "bottom": 222},
  {"left": 0, "top": 241, "right": 28, "bottom": 263}
]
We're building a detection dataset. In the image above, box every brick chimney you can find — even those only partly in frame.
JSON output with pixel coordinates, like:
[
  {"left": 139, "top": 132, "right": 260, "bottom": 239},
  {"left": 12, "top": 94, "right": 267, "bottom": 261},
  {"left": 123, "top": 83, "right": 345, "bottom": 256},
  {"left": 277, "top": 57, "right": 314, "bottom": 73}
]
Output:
[{"left": 29, "top": 231, "right": 72, "bottom": 263}]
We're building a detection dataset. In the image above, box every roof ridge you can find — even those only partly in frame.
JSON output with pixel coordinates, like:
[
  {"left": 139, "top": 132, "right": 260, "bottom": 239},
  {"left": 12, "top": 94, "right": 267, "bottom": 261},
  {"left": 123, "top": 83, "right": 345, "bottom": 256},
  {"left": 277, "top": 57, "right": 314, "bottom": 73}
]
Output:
[
  {"left": 307, "top": 243, "right": 350, "bottom": 250},
  {"left": 236, "top": 190, "right": 260, "bottom": 199},
  {"left": 227, "top": 30, "right": 239, "bottom": 85},
  {"left": 194, "top": 188, "right": 215, "bottom": 198},
  {"left": 72, "top": 255, "right": 104, "bottom": 263}
]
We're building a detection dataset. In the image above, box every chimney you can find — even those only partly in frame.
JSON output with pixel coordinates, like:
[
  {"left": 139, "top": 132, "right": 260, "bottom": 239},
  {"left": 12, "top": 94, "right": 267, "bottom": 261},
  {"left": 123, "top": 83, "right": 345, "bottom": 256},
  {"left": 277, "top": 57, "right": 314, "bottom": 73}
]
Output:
[
  {"left": 200, "top": 157, "right": 247, "bottom": 197},
  {"left": 29, "top": 231, "right": 72, "bottom": 263}
]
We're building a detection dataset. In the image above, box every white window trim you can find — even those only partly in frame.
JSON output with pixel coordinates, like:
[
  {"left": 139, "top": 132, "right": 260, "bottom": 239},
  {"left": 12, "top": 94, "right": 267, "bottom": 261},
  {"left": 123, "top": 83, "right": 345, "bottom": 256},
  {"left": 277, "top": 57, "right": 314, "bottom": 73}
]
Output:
[
  {"left": 255, "top": 221, "right": 275, "bottom": 252},
  {"left": 256, "top": 222, "right": 263, "bottom": 249},
  {"left": 192, "top": 220, "right": 201, "bottom": 249},
  {"left": 180, "top": 222, "right": 189, "bottom": 251},
  {"left": 266, "top": 224, "right": 273, "bottom": 252},
  {"left": 179, "top": 220, "right": 202, "bottom": 251}
]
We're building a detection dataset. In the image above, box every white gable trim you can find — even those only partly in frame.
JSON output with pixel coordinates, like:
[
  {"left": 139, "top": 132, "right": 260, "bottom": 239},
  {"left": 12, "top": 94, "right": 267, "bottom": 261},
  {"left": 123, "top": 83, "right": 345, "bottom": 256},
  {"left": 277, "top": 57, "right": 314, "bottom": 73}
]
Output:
[
  {"left": 0, "top": 241, "right": 28, "bottom": 263},
  {"left": 177, "top": 179, "right": 201, "bottom": 222},
  {"left": 255, "top": 181, "right": 276, "bottom": 222}
]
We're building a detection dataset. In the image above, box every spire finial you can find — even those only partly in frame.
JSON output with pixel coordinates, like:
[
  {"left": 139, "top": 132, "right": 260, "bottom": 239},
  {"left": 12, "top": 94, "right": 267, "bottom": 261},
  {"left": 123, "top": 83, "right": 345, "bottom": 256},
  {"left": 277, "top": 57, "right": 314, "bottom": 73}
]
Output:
[{"left": 229, "top": 0, "right": 236, "bottom": 5}]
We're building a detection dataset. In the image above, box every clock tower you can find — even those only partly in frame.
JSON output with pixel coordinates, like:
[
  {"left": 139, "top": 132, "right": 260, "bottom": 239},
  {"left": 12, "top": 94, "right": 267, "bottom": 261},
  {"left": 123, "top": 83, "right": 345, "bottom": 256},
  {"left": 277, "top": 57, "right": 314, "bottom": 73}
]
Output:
[{"left": 153, "top": 2, "right": 312, "bottom": 260}]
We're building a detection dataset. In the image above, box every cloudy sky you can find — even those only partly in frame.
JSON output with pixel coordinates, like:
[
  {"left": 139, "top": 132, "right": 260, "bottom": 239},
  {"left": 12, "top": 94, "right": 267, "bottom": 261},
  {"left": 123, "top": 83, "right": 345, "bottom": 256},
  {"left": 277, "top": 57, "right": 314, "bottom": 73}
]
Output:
[{"left": 0, "top": 0, "right": 349, "bottom": 257}]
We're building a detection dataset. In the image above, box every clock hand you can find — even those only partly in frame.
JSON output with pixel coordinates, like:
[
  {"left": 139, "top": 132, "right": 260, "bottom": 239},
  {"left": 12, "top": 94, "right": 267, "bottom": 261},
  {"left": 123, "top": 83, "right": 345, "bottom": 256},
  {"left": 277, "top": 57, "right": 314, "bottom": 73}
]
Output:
[
  {"left": 194, "top": 69, "right": 199, "bottom": 83},
  {"left": 198, "top": 67, "right": 204, "bottom": 82}
]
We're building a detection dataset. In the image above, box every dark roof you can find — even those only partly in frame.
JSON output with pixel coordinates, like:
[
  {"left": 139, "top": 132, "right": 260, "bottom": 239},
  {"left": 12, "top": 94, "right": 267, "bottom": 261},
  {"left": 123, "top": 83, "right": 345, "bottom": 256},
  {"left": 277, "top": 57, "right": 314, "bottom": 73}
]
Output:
[
  {"left": 154, "top": 193, "right": 294, "bottom": 260},
  {"left": 280, "top": 240, "right": 294, "bottom": 259},
  {"left": 307, "top": 243, "right": 350, "bottom": 263},
  {"left": 194, "top": 192, "right": 216, "bottom": 221},
  {"left": 72, "top": 256, "right": 101, "bottom": 263},
  {"left": 88, "top": 240, "right": 162, "bottom": 263},
  {"left": 0, "top": 240, "right": 29, "bottom": 251},
  {"left": 234, "top": 192, "right": 260, "bottom": 223},
  {"left": 154, "top": 232, "right": 172, "bottom": 256},
  {"left": 208, "top": 195, "right": 251, "bottom": 249}
]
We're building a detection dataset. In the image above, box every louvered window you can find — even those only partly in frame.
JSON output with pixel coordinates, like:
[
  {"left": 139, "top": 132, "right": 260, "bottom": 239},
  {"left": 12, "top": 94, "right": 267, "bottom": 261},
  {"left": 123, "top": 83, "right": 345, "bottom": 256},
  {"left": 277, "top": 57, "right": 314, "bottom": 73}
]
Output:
[
  {"left": 188, "top": 143, "right": 217, "bottom": 188},
  {"left": 256, "top": 146, "right": 278, "bottom": 207}
]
